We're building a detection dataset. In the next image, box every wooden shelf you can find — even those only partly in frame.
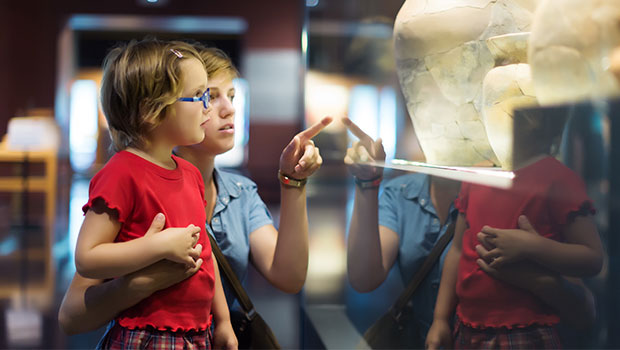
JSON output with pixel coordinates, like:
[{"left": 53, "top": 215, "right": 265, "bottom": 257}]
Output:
[
  {"left": 371, "top": 159, "right": 515, "bottom": 189},
  {"left": 0, "top": 137, "right": 57, "bottom": 308}
]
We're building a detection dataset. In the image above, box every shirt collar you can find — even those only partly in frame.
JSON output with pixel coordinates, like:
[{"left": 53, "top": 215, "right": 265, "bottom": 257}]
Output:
[
  {"left": 213, "top": 167, "right": 241, "bottom": 200},
  {"left": 403, "top": 174, "right": 430, "bottom": 200}
]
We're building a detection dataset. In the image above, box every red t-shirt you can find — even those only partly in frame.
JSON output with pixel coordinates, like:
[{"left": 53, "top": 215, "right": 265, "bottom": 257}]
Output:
[
  {"left": 454, "top": 156, "right": 594, "bottom": 328},
  {"left": 82, "top": 151, "right": 214, "bottom": 332}
]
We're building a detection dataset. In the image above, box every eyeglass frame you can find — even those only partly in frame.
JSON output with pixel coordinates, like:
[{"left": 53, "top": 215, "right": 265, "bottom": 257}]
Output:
[{"left": 177, "top": 88, "right": 210, "bottom": 109}]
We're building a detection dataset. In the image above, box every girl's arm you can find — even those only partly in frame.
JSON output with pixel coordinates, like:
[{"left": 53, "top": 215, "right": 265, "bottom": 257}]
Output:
[
  {"left": 249, "top": 117, "right": 332, "bottom": 294},
  {"left": 476, "top": 253, "right": 596, "bottom": 330},
  {"left": 210, "top": 259, "right": 238, "bottom": 350},
  {"left": 426, "top": 213, "right": 467, "bottom": 350},
  {"left": 59, "top": 214, "right": 203, "bottom": 334},
  {"left": 480, "top": 215, "right": 603, "bottom": 277},
  {"left": 75, "top": 206, "right": 201, "bottom": 279}
]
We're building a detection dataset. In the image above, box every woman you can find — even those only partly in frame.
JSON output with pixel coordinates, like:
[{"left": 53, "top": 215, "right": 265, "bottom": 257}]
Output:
[
  {"left": 343, "top": 118, "right": 596, "bottom": 348},
  {"left": 58, "top": 46, "right": 332, "bottom": 345}
]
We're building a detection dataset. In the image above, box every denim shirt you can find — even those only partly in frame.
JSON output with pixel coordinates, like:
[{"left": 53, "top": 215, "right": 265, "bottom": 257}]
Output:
[
  {"left": 378, "top": 173, "right": 457, "bottom": 335},
  {"left": 207, "top": 168, "right": 274, "bottom": 307}
]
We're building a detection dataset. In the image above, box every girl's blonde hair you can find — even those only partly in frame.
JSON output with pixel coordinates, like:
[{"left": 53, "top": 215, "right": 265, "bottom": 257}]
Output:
[{"left": 100, "top": 38, "right": 204, "bottom": 152}]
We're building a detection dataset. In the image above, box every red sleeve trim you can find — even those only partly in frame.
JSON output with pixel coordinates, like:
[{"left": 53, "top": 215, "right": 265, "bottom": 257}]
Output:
[
  {"left": 566, "top": 200, "right": 596, "bottom": 224},
  {"left": 82, "top": 195, "right": 126, "bottom": 224}
]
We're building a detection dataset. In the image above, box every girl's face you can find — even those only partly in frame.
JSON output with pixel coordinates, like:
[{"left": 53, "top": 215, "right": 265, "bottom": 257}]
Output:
[
  {"left": 158, "top": 57, "right": 210, "bottom": 147},
  {"left": 193, "top": 72, "right": 236, "bottom": 156}
]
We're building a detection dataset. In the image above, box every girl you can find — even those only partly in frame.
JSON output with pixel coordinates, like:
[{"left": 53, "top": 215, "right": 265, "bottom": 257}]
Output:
[{"left": 74, "top": 38, "right": 236, "bottom": 349}]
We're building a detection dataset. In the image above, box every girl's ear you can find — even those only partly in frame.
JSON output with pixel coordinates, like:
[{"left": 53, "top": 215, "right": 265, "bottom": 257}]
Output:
[{"left": 138, "top": 99, "right": 165, "bottom": 132}]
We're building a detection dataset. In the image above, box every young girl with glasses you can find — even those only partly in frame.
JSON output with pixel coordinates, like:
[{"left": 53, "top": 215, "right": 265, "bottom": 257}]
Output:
[{"left": 73, "top": 38, "right": 236, "bottom": 349}]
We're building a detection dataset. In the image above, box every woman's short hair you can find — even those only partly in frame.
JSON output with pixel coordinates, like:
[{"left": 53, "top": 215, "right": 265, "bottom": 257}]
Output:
[{"left": 195, "top": 44, "right": 239, "bottom": 79}]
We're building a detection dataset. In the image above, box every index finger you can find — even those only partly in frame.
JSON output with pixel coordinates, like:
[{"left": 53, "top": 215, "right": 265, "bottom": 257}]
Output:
[
  {"left": 297, "top": 116, "right": 333, "bottom": 140},
  {"left": 341, "top": 117, "right": 373, "bottom": 144}
]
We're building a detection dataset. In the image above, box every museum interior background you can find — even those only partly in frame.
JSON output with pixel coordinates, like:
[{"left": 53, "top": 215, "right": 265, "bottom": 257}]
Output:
[{"left": 0, "top": 0, "right": 619, "bottom": 348}]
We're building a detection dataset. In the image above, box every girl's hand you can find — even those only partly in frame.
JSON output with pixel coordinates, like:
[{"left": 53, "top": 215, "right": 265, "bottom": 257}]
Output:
[
  {"left": 212, "top": 321, "right": 238, "bottom": 350},
  {"left": 279, "top": 116, "right": 333, "bottom": 180},
  {"left": 425, "top": 319, "right": 452, "bottom": 350},
  {"left": 476, "top": 215, "right": 541, "bottom": 268},
  {"left": 147, "top": 218, "right": 201, "bottom": 267},
  {"left": 342, "top": 117, "right": 385, "bottom": 180}
]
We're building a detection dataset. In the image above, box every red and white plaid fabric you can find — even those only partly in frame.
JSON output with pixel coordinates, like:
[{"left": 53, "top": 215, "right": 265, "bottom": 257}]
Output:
[
  {"left": 98, "top": 322, "right": 212, "bottom": 350},
  {"left": 453, "top": 317, "right": 561, "bottom": 350}
]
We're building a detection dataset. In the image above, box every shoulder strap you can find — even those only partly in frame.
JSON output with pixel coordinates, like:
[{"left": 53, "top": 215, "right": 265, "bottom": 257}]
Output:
[
  {"left": 207, "top": 232, "right": 257, "bottom": 317},
  {"left": 391, "top": 220, "right": 456, "bottom": 314}
]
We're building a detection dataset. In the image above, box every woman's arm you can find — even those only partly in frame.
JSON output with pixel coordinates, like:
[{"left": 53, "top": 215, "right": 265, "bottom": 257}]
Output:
[
  {"left": 476, "top": 255, "right": 596, "bottom": 330},
  {"left": 210, "top": 259, "right": 238, "bottom": 350},
  {"left": 249, "top": 117, "right": 332, "bottom": 294},
  {"left": 476, "top": 215, "right": 597, "bottom": 329},
  {"left": 75, "top": 207, "right": 202, "bottom": 279},
  {"left": 346, "top": 185, "right": 400, "bottom": 292},
  {"left": 341, "top": 117, "right": 399, "bottom": 292},
  {"left": 426, "top": 213, "right": 466, "bottom": 350},
  {"left": 479, "top": 215, "right": 603, "bottom": 277},
  {"left": 59, "top": 214, "right": 203, "bottom": 334}
]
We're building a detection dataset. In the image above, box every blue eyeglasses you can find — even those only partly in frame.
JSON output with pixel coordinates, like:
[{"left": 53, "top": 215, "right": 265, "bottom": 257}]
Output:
[{"left": 177, "top": 88, "right": 210, "bottom": 109}]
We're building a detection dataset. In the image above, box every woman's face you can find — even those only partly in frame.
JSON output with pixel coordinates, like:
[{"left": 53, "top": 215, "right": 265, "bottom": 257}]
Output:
[{"left": 195, "top": 72, "right": 237, "bottom": 156}]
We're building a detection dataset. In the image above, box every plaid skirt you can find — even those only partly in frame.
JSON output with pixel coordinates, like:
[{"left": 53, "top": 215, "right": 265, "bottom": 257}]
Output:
[
  {"left": 453, "top": 317, "right": 561, "bottom": 350},
  {"left": 96, "top": 321, "right": 212, "bottom": 350}
]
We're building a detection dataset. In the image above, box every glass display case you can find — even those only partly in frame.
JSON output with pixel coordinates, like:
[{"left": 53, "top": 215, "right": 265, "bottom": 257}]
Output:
[{"left": 301, "top": 1, "right": 620, "bottom": 349}]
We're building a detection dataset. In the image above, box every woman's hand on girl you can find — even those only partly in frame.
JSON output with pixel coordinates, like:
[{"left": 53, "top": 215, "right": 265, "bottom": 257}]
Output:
[
  {"left": 476, "top": 215, "right": 541, "bottom": 268},
  {"left": 125, "top": 213, "right": 203, "bottom": 298},
  {"left": 145, "top": 217, "right": 202, "bottom": 267}
]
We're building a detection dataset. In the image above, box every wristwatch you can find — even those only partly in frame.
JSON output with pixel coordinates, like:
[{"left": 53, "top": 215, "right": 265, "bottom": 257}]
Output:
[
  {"left": 278, "top": 170, "right": 307, "bottom": 188},
  {"left": 354, "top": 175, "right": 383, "bottom": 189}
]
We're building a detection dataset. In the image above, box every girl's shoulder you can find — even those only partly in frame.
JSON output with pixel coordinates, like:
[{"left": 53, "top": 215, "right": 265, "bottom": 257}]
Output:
[{"left": 92, "top": 151, "right": 139, "bottom": 179}]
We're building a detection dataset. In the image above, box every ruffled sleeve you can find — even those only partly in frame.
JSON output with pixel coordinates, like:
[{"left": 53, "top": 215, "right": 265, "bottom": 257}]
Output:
[{"left": 82, "top": 158, "right": 135, "bottom": 224}]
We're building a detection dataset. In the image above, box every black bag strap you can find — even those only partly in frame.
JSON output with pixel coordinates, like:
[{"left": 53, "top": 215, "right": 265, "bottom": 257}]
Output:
[
  {"left": 207, "top": 231, "right": 257, "bottom": 319},
  {"left": 391, "top": 220, "right": 456, "bottom": 315}
]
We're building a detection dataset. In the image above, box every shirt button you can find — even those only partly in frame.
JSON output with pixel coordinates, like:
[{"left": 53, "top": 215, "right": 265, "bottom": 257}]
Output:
[
  {"left": 213, "top": 218, "right": 219, "bottom": 224},
  {"left": 433, "top": 218, "right": 439, "bottom": 225},
  {"left": 222, "top": 197, "right": 229, "bottom": 204},
  {"left": 420, "top": 198, "right": 426, "bottom": 205}
]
